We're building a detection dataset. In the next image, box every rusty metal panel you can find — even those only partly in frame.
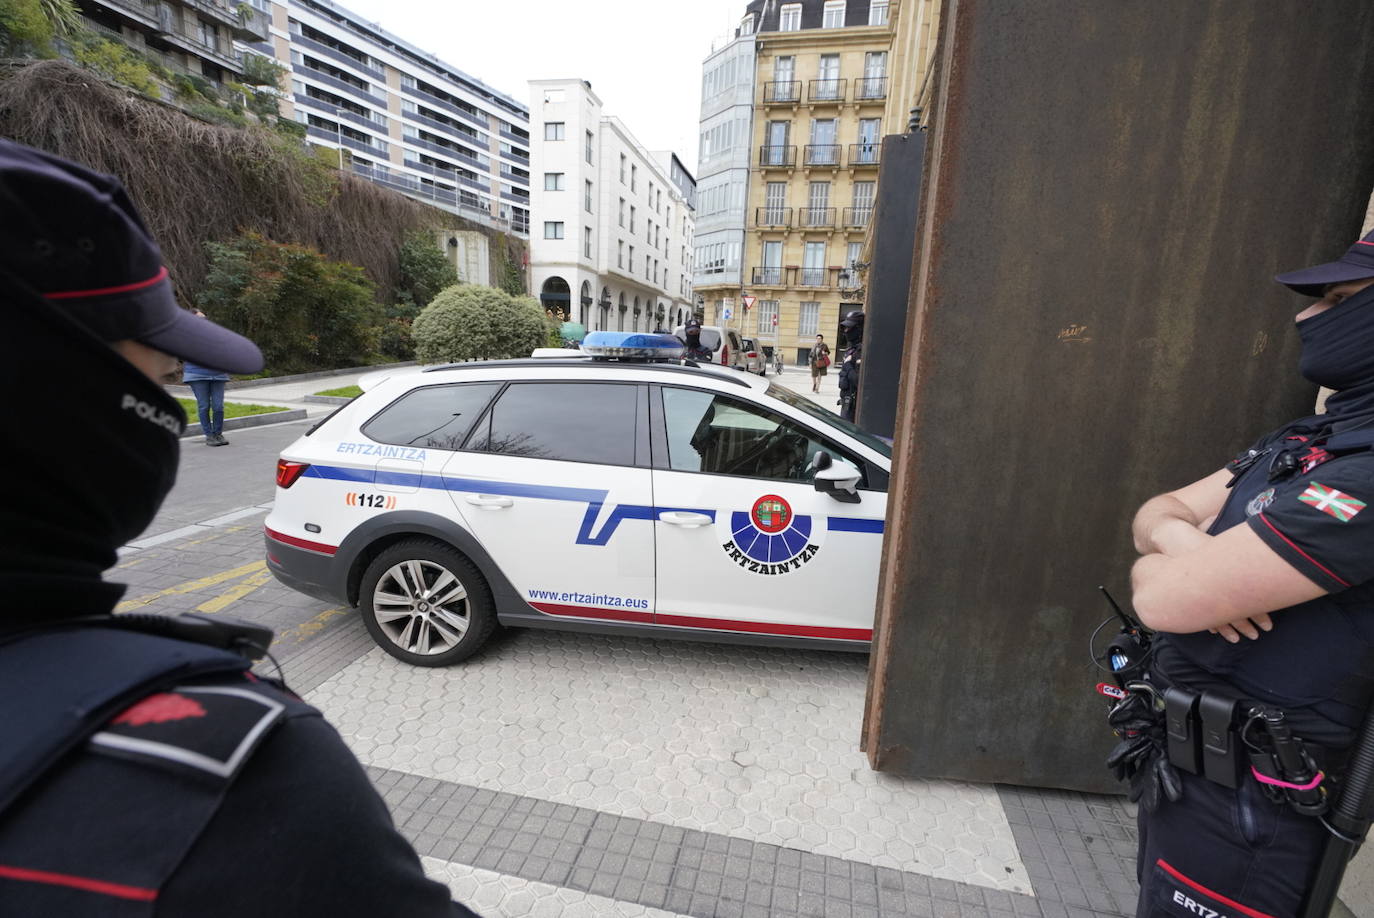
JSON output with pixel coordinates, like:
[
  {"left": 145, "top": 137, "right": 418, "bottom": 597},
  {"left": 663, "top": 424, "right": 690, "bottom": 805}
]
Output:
[
  {"left": 856, "top": 132, "right": 926, "bottom": 440},
  {"left": 862, "top": 0, "right": 1374, "bottom": 792}
]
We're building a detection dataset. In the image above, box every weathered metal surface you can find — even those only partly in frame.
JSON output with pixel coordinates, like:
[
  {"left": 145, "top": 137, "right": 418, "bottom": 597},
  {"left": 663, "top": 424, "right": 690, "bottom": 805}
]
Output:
[
  {"left": 862, "top": 0, "right": 1374, "bottom": 792},
  {"left": 856, "top": 132, "right": 927, "bottom": 440}
]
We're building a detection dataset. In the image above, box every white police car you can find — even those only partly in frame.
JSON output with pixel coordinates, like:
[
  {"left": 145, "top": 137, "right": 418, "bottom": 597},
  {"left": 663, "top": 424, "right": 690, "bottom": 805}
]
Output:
[{"left": 264, "top": 332, "right": 891, "bottom": 666}]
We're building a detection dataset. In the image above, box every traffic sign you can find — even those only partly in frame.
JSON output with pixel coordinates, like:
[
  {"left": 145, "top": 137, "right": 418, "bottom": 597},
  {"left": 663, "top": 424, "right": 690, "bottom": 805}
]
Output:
[
  {"left": 723, "top": 307, "right": 733, "bottom": 320},
  {"left": 742, "top": 295, "right": 756, "bottom": 310},
  {"left": 772, "top": 314, "right": 778, "bottom": 327}
]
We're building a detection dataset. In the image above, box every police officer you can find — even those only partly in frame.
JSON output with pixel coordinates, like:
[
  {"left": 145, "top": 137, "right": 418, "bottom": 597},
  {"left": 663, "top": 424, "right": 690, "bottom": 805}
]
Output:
[
  {"left": 1125, "top": 228, "right": 1374, "bottom": 917},
  {"left": 681, "top": 318, "right": 714, "bottom": 362},
  {"left": 837, "top": 310, "right": 864, "bottom": 421},
  {"left": 0, "top": 140, "right": 479, "bottom": 915}
]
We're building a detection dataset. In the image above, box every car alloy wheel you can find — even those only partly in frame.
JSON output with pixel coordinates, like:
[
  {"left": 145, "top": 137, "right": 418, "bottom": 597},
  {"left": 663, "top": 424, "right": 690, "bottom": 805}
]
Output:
[{"left": 359, "top": 539, "right": 496, "bottom": 665}]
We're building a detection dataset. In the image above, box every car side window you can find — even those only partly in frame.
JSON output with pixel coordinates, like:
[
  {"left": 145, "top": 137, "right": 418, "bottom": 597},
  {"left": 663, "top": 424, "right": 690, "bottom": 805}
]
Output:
[
  {"left": 660, "top": 387, "right": 866, "bottom": 486},
  {"left": 468, "top": 382, "right": 638, "bottom": 466},
  {"left": 362, "top": 383, "right": 501, "bottom": 450}
]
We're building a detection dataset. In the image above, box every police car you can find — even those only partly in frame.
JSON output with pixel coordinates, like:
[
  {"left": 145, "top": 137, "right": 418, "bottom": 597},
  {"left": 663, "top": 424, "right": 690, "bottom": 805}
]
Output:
[{"left": 264, "top": 332, "right": 891, "bottom": 666}]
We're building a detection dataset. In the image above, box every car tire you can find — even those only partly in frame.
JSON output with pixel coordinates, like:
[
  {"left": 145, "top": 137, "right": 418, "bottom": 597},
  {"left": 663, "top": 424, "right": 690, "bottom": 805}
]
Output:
[{"left": 358, "top": 539, "right": 497, "bottom": 666}]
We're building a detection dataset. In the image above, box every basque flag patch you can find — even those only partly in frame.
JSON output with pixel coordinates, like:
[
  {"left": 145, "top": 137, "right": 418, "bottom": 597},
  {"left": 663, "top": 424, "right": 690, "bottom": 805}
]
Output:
[{"left": 1298, "top": 482, "right": 1367, "bottom": 522}]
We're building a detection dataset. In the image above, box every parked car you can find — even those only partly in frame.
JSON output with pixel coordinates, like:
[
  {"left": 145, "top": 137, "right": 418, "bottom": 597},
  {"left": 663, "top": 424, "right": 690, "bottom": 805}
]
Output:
[
  {"left": 265, "top": 332, "right": 892, "bottom": 666},
  {"left": 739, "top": 338, "right": 767, "bottom": 376},
  {"left": 672, "top": 323, "right": 747, "bottom": 371}
]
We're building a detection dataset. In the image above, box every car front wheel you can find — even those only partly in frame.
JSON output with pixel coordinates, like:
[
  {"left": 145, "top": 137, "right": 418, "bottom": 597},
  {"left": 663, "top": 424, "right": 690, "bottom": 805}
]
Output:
[{"left": 358, "top": 539, "right": 496, "bottom": 666}]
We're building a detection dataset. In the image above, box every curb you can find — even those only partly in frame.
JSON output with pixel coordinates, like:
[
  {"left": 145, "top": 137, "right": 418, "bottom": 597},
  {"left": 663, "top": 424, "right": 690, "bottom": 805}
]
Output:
[
  {"left": 224, "top": 361, "right": 417, "bottom": 390},
  {"left": 303, "top": 394, "right": 353, "bottom": 405},
  {"left": 183, "top": 407, "right": 308, "bottom": 438}
]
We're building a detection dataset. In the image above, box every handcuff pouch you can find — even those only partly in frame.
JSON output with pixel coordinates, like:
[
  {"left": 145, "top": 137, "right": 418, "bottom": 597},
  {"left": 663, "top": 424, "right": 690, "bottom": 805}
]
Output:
[
  {"left": 1163, "top": 686, "right": 1200, "bottom": 775},
  {"left": 1199, "top": 692, "right": 1242, "bottom": 788}
]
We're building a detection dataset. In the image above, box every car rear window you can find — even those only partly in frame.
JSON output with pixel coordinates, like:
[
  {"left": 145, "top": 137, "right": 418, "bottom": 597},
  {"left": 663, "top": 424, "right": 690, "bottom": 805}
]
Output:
[
  {"left": 362, "top": 383, "right": 500, "bottom": 450},
  {"left": 468, "top": 382, "right": 638, "bottom": 466}
]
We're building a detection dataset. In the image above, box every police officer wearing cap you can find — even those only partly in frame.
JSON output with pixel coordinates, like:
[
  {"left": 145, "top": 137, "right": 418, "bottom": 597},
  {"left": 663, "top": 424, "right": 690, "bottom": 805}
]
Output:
[
  {"left": 1124, "top": 229, "right": 1374, "bottom": 916},
  {"left": 837, "top": 310, "right": 864, "bottom": 421},
  {"left": 681, "top": 318, "right": 714, "bottom": 362},
  {"left": 0, "top": 140, "right": 479, "bottom": 915}
]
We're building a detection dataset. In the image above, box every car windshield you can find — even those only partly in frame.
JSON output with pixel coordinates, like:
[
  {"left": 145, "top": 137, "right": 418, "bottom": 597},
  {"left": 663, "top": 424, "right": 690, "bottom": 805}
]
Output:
[
  {"left": 674, "top": 326, "right": 720, "bottom": 351},
  {"left": 766, "top": 384, "right": 893, "bottom": 459}
]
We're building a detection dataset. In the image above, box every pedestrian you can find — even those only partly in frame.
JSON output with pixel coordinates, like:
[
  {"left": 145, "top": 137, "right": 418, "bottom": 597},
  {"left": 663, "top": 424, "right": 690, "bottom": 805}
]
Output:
[
  {"left": 0, "top": 139, "right": 479, "bottom": 916},
  {"left": 837, "top": 311, "right": 863, "bottom": 419},
  {"left": 681, "top": 318, "right": 714, "bottom": 361},
  {"left": 182, "top": 310, "right": 231, "bottom": 447},
  {"left": 1122, "top": 228, "right": 1374, "bottom": 917},
  {"left": 808, "top": 334, "right": 830, "bottom": 393}
]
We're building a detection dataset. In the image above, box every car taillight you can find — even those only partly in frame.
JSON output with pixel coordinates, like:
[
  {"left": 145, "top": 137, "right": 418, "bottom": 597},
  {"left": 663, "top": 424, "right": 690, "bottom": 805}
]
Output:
[
  {"left": 747, "top": 351, "right": 757, "bottom": 358},
  {"left": 276, "top": 459, "right": 310, "bottom": 489}
]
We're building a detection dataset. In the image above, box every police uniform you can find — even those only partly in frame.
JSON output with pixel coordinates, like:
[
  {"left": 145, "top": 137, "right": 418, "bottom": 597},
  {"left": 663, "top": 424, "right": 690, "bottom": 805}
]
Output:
[{"left": 1137, "top": 411, "right": 1374, "bottom": 917}]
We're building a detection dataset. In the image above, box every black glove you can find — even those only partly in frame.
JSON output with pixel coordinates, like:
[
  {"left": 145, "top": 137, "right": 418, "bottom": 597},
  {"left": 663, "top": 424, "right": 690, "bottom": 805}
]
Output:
[{"left": 1105, "top": 692, "right": 1182, "bottom": 811}]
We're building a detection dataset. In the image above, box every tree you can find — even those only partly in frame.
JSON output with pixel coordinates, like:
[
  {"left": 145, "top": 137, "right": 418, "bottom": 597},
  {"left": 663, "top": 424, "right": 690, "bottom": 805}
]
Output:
[
  {"left": 395, "top": 231, "right": 459, "bottom": 310},
  {"left": 412, "top": 284, "right": 546, "bottom": 363},
  {"left": 199, "top": 232, "right": 381, "bottom": 373},
  {"left": 0, "top": 0, "right": 74, "bottom": 56}
]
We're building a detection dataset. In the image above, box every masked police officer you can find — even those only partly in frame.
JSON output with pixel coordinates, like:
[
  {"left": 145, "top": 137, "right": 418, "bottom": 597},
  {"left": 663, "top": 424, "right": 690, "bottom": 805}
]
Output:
[
  {"left": 1125, "top": 229, "right": 1374, "bottom": 917},
  {"left": 0, "top": 140, "right": 479, "bottom": 915},
  {"left": 681, "top": 318, "right": 714, "bottom": 361},
  {"left": 837, "top": 310, "right": 864, "bottom": 421}
]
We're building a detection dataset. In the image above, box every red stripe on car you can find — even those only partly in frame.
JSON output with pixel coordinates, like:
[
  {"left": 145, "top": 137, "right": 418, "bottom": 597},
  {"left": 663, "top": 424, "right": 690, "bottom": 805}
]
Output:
[
  {"left": 528, "top": 602, "right": 871, "bottom": 641},
  {"left": 264, "top": 526, "right": 337, "bottom": 556}
]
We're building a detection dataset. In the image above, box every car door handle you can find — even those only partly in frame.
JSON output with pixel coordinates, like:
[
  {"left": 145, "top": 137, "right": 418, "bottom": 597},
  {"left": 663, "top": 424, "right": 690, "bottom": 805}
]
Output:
[
  {"left": 465, "top": 494, "right": 513, "bottom": 509},
  {"left": 660, "top": 511, "right": 712, "bottom": 528}
]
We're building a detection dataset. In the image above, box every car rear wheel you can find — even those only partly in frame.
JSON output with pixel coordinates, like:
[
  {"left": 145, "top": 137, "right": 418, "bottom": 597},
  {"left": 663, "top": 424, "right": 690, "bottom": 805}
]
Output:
[{"left": 358, "top": 539, "right": 496, "bottom": 666}]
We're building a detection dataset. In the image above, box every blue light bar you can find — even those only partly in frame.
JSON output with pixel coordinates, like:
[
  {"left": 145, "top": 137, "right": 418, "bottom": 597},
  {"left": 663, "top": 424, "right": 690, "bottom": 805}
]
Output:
[{"left": 580, "top": 331, "right": 685, "bottom": 360}]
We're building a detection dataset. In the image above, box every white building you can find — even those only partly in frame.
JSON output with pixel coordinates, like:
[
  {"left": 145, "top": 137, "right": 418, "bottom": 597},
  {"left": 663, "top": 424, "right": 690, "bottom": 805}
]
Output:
[{"left": 529, "top": 79, "right": 697, "bottom": 333}]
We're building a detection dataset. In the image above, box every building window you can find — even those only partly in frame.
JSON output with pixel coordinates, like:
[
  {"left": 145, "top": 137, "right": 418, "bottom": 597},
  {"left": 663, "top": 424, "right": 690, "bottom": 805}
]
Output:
[
  {"left": 629, "top": 245, "right": 635, "bottom": 272},
  {"left": 585, "top": 180, "right": 593, "bottom": 212},
  {"left": 544, "top": 221, "right": 564, "bottom": 239},
  {"left": 630, "top": 164, "right": 637, "bottom": 191},
  {"left": 630, "top": 205, "right": 636, "bottom": 232},
  {"left": 544, "top": 122, "right": 565, "bottom": 141},
  {"left": 799, "top": 301, "right": 820, "bottom": 337},
  {"left": 869, "top": 0, "right": 889, "bottom": 25},
  {"left": 739, "top": 14, "right": 754, "bottom": 35},
  {"left": 847, "top": 241, "right": 864, "bottom": 269},
  {"left": 779, "top": 3, "right": 801, "bottom": 31},
  {"left": 620, "top": 153, "right": 626, "bottom": 183},
  {"left": 585, "top": 129, "right": 594, "bottom": 164},
  {"left": 619, "top": 198, "right": 625, "bottom": 226},
  {"left": 822, "top": 0, "right": 845, "bottom": 28},
  {"left": 618, "top": 240, "right": 624, "bottom": 267},
  {"left": 544, "top": 172, "right": 565, "bottom": 191},
  {"left": 757, "top": 299, "right": 779, "bottom": 335},
  {"left": 584, "top": 227, "right": 593, "bottom": 258}
]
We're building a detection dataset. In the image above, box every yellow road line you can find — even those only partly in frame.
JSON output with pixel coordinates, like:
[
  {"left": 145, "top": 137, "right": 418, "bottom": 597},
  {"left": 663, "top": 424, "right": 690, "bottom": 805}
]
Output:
[
  {"left": 271, "top": 607, "right": 349, "bottom": 645},
  {"left": 116, "top": 560, "right": 266, "bottom": 612},
  {"left": 195, "top": 568, "right": 275, "bottom": 614}
]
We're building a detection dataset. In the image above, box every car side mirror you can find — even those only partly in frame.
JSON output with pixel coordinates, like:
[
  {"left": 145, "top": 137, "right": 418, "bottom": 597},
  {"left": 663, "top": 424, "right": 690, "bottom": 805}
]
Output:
[{"left": 809, "top": 450, "right": 861, "bottom": 503}]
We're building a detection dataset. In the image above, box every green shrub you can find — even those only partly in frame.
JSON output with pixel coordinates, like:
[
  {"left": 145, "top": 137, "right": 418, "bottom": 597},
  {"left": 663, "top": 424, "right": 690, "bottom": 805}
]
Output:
[
  {"left": 413, "top": 284, "right": 547, "bottom": 363},
  {"left": 396, "top": 231, "right": 459, "bottom": 310},
  {"left": 199, "top": 232, "right": 381, "bottom": 373},
  {"left": 71, "top": 35, "right": 159, "bottom": 96},
  {"left": 0, "top": 0, "right": 75, "bottom": 56},
  {"left": 239, "top": 52, "right": 284, "bottom": 88}
]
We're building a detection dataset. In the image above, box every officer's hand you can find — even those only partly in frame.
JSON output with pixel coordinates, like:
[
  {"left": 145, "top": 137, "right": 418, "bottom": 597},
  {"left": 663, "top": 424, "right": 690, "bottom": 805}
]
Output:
[{"left": 1209, "top": 613, "right": 1273, "bottom": 643}]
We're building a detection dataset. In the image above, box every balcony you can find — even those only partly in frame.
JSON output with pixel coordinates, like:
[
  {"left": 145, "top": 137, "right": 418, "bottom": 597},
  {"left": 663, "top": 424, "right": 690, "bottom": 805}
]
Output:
[
  {"left": 500, "top": 146, "right": 529, "bottom": 165},
  {"left": 842, "top": 207, "right": 873, "bottom": 228},
  {"left": 174, "top": 0, "right": 267, "bottom": 40},
  {"left": 402, "top": 134, "right": 489, "bottom": 172},
  {"left": 752, "top": 267, "right": 784, "bottom": 286},
  {"left": 803, "top": 144, "right": 841, "bottom": 167},
  {"left": 400, "top": 84, "right": 490, "bottom": 131},
  {"left": 758, "top": 145, "right": 796, "bottom": 168},
  {"left": 798, "top": 206, "right": 835, "bottom": 229},
  {"left": 752, "top": 207, "right": 792, "bottom": 228},
  {"left": 799, "top": 268, "right": 829, "bottom": 287},
  {"left": 849, "top": 143, "right": 881, "bottom": 167},
  {"left": 296, "top": 94, "right": 386, "bottom": 131},
  {"left": 855, "top": 76, "right": 888, "bottom": 101},
  {"left": 762, "top": 80, "right": 800, "bottom": 104},
  {"left": 808, "top": 79, "right": 846, "bottom": 103},
  {"left": 292, "top": 34, "right": 383, "bottom": 80},
  {"left": 293, "top": 63, "right": 386, "bottom": 108}
]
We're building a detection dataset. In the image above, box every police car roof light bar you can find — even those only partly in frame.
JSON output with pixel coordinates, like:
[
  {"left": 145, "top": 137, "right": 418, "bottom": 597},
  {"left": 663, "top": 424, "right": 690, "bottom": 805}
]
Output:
[{"left": 580, "top": 331, "right": 686, "bottom": 361}]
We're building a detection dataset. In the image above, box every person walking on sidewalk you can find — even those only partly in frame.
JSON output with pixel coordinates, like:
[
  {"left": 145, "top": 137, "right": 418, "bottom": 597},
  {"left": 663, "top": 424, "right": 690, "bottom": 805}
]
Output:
[
  {"left": 183, "top": 311, "right": 230, "bottom": 447},
  {"left": 808, "top": 334, "right": 831, "bottom": 393},
  {"left": 0, "top": 138, "right": 479, "bottom": 917}
]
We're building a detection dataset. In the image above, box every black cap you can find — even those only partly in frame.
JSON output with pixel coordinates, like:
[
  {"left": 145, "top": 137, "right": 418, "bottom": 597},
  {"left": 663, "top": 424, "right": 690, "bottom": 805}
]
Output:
[
  {"left": 0, "top": 139, "right": 263, "bottom": 374},
  {"left": 840, "top": 310, "right": 865, "bottom": 328},
  {"left": 1275, "top": 229, "right": 1374, "bottom": 297}
]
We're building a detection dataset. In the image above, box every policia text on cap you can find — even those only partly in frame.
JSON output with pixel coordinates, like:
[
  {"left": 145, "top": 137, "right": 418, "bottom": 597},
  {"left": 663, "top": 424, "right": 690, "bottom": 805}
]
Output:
[{"left": 1115, "top": 231, "right": 1374, "bottom": 917}]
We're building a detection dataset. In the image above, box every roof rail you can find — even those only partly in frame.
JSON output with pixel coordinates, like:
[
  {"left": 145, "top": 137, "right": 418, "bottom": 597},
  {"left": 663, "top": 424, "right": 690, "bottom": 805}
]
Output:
[{"left": 419, "top": 358, "right": 755, "bottom": 389}]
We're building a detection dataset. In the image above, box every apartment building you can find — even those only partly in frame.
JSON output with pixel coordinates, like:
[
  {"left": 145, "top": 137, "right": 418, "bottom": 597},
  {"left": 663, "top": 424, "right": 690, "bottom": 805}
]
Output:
[
  {"left": 247, "top": 0, "right": 530, "bottom": 235},
  {"left": 75, "top": 0, "right": 270, "bottom": 83},
  {"left": 529, "top": 79, "right": 696, "bottom": 333},
  {"left": 693, "top": 0, "right": 907, "bottom": 363}
]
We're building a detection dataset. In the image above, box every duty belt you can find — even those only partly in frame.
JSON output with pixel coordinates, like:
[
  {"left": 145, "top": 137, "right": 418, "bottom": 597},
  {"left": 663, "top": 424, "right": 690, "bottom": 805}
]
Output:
[{"left": 1106, "top": 677, "right": 1335, "bottom": 817}]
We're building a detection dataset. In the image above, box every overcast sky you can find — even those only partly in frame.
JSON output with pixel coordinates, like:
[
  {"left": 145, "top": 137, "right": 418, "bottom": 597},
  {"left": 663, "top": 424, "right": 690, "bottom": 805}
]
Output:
[{"left": 333, "top": 0, "right": 748, "bottom": 175}]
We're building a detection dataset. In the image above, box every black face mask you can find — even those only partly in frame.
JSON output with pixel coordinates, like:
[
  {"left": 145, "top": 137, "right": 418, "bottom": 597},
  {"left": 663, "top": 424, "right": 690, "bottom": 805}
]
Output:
[{"left": 0, "top": 283, "right": 184, "bottom": 622}]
